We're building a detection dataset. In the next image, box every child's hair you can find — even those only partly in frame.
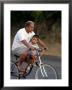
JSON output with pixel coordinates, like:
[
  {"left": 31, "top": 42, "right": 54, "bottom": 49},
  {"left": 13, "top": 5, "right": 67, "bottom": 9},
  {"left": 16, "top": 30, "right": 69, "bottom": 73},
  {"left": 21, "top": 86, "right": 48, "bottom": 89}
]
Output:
[
  {"left": 32, "top": 34, "right": 39, "bottom": 38},
  {"left": 30, "top": 34, "right": 39, "bottom": 42}
]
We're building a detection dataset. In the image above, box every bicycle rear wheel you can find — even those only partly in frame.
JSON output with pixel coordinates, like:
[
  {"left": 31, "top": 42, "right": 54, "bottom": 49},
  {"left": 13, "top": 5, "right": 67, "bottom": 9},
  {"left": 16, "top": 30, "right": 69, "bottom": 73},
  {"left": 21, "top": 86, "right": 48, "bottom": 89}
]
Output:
[
  {"left": 11, "top": 62, "right": 19, "bottom": 79},
  {"left": 35, "top": 64, "right": 57, "bottom": 79}
]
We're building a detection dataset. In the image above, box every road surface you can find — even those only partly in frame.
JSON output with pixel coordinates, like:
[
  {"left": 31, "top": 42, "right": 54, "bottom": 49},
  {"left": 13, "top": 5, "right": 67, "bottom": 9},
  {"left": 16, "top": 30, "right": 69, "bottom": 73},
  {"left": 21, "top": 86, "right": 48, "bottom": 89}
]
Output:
[{"left": 11, "top": 55, "right": 61, "bottom": 79}]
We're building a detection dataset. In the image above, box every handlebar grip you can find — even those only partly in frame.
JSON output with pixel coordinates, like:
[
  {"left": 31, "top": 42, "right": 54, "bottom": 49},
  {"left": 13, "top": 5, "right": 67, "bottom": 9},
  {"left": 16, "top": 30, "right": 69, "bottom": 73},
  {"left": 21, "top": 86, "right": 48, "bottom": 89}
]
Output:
[{"left": 44, "top": 48, "right": 48, "bottom": 50}]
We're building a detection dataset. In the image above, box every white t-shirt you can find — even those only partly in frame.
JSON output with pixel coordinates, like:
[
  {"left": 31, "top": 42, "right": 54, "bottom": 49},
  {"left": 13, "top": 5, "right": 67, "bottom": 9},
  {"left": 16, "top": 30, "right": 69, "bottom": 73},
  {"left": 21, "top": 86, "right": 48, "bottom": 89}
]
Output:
[{"left": 12, "top": 28, "right": 35, "bottom": 50}]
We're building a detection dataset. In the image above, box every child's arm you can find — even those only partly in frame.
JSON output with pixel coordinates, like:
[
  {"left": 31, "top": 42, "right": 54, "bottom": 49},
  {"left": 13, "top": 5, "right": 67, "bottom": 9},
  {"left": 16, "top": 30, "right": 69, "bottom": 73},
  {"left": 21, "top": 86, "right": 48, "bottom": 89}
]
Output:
[{"left": 38, "top": 39, "right": 47, "bottom": 49}]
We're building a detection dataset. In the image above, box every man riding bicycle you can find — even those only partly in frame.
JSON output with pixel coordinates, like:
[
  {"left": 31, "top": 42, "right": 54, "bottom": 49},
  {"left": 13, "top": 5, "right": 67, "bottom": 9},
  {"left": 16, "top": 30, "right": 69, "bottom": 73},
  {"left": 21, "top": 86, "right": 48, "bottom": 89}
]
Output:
[{"left": 12, "top": 21, "right": 48, "bottom": 71}]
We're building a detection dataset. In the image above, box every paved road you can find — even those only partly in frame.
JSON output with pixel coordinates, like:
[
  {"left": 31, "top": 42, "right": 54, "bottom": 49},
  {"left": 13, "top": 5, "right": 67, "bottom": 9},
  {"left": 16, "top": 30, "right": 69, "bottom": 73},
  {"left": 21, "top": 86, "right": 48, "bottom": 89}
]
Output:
[{"left": 11, "top": 55, "right": 61, "bottom": 79}]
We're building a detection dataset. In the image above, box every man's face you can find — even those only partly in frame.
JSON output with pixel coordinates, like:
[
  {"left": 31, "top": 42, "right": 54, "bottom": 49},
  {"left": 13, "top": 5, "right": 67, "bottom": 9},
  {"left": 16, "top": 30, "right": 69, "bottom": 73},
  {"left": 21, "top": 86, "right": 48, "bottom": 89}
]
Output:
[{"left": 27, "top": 24, "right": 34, "bottom": 33}]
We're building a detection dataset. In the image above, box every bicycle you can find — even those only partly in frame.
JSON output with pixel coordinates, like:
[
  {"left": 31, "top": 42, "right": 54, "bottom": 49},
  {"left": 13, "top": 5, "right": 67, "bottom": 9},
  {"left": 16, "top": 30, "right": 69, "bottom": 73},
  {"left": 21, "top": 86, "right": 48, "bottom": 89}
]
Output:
[{"left": 11, "top": 48, "right": 58, "bottom": 79}]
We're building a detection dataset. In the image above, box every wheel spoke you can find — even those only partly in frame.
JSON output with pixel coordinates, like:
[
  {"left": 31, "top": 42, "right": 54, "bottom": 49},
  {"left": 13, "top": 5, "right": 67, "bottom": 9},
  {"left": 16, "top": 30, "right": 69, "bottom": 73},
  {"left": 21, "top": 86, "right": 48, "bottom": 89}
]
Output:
[{"left": 35, "top": 64, "right": 57, "bottom": 79}]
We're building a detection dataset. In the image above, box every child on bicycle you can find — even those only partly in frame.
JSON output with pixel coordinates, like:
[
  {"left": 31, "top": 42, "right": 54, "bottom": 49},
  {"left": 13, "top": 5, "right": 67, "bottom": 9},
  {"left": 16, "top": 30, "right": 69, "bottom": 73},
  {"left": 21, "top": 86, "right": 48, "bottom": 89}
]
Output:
[
  {"left": 17, "top": 34, "right": 47, "bottom": 72},
  {"left": 28, "top": 35, "right": 40, "bottom": 64}
]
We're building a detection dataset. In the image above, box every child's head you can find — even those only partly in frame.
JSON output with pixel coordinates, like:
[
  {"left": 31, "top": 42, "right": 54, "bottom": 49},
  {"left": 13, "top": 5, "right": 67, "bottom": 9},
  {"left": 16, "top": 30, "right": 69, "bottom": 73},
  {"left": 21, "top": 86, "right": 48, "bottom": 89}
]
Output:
[{"left": 30, "top": 35, "right": 39, "bottom": 44}]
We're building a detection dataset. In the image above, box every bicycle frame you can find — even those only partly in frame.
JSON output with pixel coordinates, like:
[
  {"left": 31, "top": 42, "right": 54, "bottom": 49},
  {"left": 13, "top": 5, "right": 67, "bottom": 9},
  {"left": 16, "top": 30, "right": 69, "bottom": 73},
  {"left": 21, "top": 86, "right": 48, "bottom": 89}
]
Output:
[
  {"left": 37, "top": 51, "right": 48, "bottom": 78},
  {"left": 11, "top": 48, "right": 57, "bottom": 79}
]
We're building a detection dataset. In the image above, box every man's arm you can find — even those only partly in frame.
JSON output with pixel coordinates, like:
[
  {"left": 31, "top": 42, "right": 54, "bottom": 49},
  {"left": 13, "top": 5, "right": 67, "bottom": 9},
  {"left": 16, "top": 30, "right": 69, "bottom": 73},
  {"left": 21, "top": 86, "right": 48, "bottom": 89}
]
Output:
[
  {"left": 21, "top": 40, "right": 31, "bottom": 48},
  {"left": 21, "top": 40, "right": 34, "bottom": 49}
]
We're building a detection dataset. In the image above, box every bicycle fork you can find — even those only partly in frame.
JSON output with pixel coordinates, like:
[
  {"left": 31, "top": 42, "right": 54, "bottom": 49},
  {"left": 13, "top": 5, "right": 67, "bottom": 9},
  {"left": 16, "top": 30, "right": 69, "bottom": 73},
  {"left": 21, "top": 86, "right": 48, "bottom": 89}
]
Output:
[{"left": 39, "top": 57, "right": 48, "bottom": 78}]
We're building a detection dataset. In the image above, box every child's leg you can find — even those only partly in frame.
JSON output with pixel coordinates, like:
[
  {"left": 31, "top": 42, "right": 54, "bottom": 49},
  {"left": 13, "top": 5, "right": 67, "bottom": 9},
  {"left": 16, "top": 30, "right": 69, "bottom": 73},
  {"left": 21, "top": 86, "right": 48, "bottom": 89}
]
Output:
[{"left": 30, "top": 55, "right": 37, "bottom": 64}]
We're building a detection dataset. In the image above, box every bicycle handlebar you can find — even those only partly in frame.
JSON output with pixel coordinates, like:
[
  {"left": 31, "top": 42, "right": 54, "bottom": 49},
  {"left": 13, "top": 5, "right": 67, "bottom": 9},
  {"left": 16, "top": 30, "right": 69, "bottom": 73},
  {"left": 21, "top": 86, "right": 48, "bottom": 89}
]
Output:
[{"left": 29, "top": 48, "right": 48, "bottom": 52}]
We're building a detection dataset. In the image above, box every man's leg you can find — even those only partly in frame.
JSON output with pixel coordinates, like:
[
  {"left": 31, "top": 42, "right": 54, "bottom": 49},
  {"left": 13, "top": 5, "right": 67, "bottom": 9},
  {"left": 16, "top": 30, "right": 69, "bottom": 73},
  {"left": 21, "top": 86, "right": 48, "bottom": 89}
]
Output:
[
  {"left": 12, "top": 46, "right": 28, "bottom": 66},
  {"left": 18, "top": 50, "right": 28, "bottom": 66}
]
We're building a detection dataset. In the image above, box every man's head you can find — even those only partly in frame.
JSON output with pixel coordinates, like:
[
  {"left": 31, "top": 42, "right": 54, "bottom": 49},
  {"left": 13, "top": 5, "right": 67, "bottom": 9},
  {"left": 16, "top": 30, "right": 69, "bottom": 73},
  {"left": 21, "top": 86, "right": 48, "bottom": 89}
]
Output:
[{"left": 25, "top": 21, "right": 34, "bottom": 33}]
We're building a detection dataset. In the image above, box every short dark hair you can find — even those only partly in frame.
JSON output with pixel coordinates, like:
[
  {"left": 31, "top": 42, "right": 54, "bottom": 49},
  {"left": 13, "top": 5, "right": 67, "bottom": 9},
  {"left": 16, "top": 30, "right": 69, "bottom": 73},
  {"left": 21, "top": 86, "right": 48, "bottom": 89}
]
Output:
[
  {"left": 30, "top": 34, "right": 39, "bottom": 42},
  {"left": 25, "top": 21, "right": 34, "bottom": 27},
  {"left": 32, "top": 35, "right": 39, "bottom": 39}
]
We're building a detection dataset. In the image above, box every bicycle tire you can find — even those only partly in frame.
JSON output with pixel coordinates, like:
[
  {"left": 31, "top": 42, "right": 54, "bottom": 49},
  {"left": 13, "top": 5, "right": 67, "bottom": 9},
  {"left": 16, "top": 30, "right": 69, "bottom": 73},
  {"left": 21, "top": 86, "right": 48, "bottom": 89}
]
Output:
[
  {"left": 11, "top": 62, "right": 34, "bottom": 78},
  {"left": 35, "top": 64, "right": 58, "bottom": 79}
]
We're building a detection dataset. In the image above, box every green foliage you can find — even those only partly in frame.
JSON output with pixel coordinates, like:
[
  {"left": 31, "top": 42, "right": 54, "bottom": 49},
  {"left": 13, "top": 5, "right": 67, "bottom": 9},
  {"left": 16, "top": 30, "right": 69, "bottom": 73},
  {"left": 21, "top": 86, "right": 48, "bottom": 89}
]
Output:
[
  {"left": 11, "top": 11, "right": 61, "bottom": 25},
  {"left": 40, "top": 34, "right": 47, "bottom": 40},
  {"left": 31, "top": 11, "right": 44, "bottom": 23},
  {"left": 11, "top": 11, "right": 61, "bottom": 44}
]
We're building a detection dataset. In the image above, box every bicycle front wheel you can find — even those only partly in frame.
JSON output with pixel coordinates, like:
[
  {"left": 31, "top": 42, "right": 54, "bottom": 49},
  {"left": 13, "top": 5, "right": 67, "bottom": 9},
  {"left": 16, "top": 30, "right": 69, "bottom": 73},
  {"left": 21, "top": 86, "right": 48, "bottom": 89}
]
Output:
[{"left": 35, "top": 64, "right": 57, "bottom": 79}]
